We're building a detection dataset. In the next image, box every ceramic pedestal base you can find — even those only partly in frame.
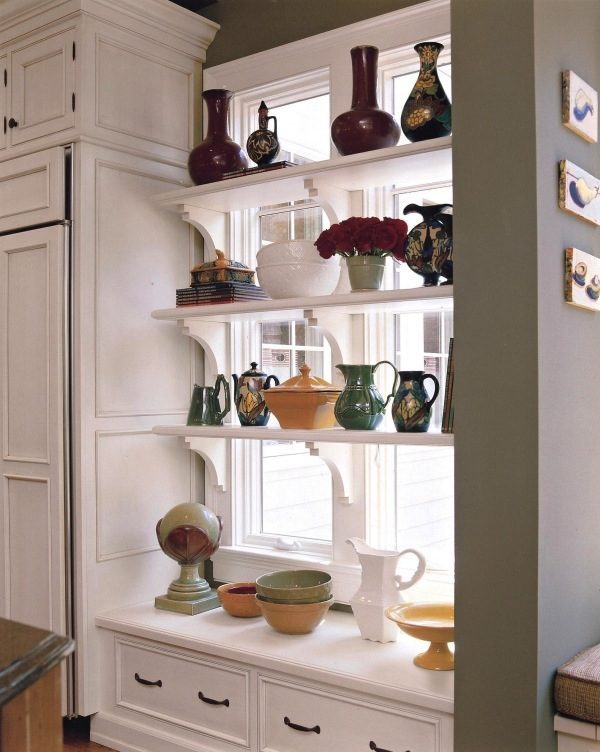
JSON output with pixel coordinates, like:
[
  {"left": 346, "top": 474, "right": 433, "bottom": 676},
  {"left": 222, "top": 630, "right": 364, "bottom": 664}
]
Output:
[
  {"left": 154, "top": 564, "right": 220, "bottom": 615},
  {"left": 414, "top": 641, "right": 454, "bottom": 671},
  {"left": 154, "top": 590, "right": 219, "bottom": 615}
]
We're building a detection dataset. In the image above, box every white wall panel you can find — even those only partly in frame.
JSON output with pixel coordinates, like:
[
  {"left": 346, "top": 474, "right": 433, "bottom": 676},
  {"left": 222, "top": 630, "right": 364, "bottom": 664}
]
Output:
[
  {"left": 96, "top": 37, "right": 192, "bottom": 151},
  {"left": 95, "top": 161, "right": 192, "bottom": 417},
  {"left": 6, "top": 244, "right": 49, "bottom": 461},
  {"left": 96, "top": 431, "right": 193, "bottom": 561},
  {"left": 7, "top": 475, "right": 53, "bottom": 628}
]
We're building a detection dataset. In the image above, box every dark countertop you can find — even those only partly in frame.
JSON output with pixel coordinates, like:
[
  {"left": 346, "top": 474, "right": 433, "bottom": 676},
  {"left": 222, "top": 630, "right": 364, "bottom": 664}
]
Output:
[{"left": 0, "top": 617, "right": 74, "bottom": 707}]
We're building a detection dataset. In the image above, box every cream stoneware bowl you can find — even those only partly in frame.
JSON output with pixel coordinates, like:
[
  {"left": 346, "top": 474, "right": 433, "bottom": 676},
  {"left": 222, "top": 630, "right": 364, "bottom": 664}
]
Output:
[
  {"left": 256, "top": 594, "right": 333, "bottom": 634},
  {"left": 256, "top": 239, "right": 327, "bottom": 265},
  {"left": 217, "top": 582, "right": 262, "bottom": 618},
  {"left": 385, "top": 602, "right": 455, "bottom": 671},
  {"left": 256, "top": 260, "right": 340, "bottom": 299}
]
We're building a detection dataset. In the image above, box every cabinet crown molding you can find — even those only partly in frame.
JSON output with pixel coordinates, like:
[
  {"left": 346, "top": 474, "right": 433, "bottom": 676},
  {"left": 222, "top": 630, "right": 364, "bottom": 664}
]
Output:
[{"left": 0, "top": 0, "right": 219, "bottom": 58}]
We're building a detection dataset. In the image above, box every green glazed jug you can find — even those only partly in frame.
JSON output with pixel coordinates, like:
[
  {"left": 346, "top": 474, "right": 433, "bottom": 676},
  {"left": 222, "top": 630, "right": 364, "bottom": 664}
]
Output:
[
  {"left": 391, "top": 370, "right": 440, "bottom": 433},
  {"left": 186, "top": 374, "right": 230, "bottom": 426},
  {"left": 334, "top": 361, "right": 399, "bottom": 430}
]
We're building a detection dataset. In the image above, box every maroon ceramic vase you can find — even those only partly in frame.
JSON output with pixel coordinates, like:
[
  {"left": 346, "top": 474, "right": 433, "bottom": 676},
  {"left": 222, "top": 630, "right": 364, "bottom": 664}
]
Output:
[
  {"left": 188, "top": 89, "right": 248, "bottom": 185},
  {"left": 331, "top": 46, "right": 400, "bottom": 156}
]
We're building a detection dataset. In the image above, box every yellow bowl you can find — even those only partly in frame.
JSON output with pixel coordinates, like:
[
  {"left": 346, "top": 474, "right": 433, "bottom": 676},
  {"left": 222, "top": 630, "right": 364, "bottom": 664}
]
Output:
[
  {"left": 256, "top": 595, "right": 333, "bottom": 634},
  {"left": 217, "top": 582, "right": 262, "bottom": 618},
  {"left": 385, "top": 602, "right": 454, "bottom": 670}
]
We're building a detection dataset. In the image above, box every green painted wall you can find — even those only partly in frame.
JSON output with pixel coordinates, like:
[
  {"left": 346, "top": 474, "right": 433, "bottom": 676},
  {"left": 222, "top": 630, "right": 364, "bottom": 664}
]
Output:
[
  {"left": 198, "top": 0, "right": 422, "bottom": 67},
  {"left": 453, "top": 0, "right": 600, "bottom": 749}
]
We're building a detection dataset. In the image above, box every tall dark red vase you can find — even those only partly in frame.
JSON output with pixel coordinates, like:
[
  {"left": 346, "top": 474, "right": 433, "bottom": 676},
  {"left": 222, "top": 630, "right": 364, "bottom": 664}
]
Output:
[
  {"left": 331, "top": 46, "right": 400, "bottom": 156},
  {"left": 188, "top": 89, "right": 248, "bottom": 185}
]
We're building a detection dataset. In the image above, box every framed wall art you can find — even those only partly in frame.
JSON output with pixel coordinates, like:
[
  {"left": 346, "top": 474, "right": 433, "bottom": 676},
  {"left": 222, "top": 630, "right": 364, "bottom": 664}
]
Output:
[
  {"left": 562, "top": 70, "right": 598, "bottom": 143},
  {"left": 565, "top": 247, "right": 600, "bottom": 311},
  {"left": 559, "top": 160, "right": 600, "bottom": 226}
]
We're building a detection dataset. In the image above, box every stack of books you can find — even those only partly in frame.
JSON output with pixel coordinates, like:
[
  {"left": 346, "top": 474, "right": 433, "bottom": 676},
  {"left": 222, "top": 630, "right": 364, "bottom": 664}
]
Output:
[
  {"left": 222, "top": 160, "right": 296, "bottom": 180},
  {"left": 441, "top": 337, "right": 455, "bottom": 434},
  {"left": 176, "top": 282, "right": 269, "bottom": 307}
]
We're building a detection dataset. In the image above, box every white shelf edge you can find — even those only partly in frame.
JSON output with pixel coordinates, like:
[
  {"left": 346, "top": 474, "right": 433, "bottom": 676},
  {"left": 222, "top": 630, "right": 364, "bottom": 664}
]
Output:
[
  {"left": 153, "top": 424, "right": 454, "bottom": 446},
  {"left": 153, "top": 137, "right": 452, "bottom": 213},
  {"left": 152, "top": 286, "right": 454, "bottom": 323}
]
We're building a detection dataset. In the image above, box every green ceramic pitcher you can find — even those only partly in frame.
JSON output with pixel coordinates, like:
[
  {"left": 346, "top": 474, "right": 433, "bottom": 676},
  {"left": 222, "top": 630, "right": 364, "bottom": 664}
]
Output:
[
  {"left": 334, "top": 362, "right": 399, "bottom": 430},
  {"left": 186, "top": 374, "right": 230, "bottom": 426}
]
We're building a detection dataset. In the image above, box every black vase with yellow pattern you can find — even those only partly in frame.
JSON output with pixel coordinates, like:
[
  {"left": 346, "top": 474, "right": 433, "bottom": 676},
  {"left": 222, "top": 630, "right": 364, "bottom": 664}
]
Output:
[{"left": 401, "top": 41, "right": 451, "bottom": 142}]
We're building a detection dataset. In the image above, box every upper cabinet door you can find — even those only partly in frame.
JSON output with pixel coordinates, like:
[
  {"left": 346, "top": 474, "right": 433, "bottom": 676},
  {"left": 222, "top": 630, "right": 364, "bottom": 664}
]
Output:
[
  {"left": 9, "top": 29, "right": 75, "bottom": 147},
  {"left": 0, "top": 55, "right": 6, "bottom": 151}
]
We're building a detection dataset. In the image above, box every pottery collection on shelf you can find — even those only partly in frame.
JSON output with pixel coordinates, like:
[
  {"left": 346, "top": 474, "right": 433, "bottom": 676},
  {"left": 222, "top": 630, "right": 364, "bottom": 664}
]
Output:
[{"left": 174, "top": 40, "right": 452, "bottom": 651}]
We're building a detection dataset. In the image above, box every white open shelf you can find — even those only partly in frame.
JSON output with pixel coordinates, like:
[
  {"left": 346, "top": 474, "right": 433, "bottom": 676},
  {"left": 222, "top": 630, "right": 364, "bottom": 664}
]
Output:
[
  {"left": 153, "top": 424, "right": 453, "bottom": 446},
  {"left": 154, "top": 137, "right": 452, "bottom": 215},
  {"left": 153, "top": 285, "right": 454, "bottom": 324}
]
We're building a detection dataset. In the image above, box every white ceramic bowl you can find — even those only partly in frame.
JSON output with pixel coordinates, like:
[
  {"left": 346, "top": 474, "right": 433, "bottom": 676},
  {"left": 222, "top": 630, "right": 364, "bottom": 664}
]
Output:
[
  {"left": 256, "top": 260, "right": 340, "bottom": 299},
  {"left": 257, "top": 239, "right": 321, "bottom": 265}
]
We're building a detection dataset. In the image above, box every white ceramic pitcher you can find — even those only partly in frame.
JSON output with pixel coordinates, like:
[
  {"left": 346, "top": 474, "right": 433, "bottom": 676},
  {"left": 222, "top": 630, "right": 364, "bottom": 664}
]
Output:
[{"left": 347, "top": 537, "right": 426, "bottom": 642}]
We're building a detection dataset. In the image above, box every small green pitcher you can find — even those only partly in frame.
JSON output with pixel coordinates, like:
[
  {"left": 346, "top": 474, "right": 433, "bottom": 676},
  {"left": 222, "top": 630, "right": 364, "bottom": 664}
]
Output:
[
  {"left": 334, "top": 362, "right": 399, "bottom": 430},
  {"left": 186, "top": 374, "right": 230, "bottom": 426}
]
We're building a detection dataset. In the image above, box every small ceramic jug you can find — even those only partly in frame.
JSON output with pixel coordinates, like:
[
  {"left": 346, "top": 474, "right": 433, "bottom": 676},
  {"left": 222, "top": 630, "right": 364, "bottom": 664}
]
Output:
[
  {"left": 246, "top": 100, "right": 280, "bottom": 166},
  {"left": 186, "top": 374, "right": 230, "bottom": 426},
  {"left": 334, "top": 362, "right": 399, "bottom": 430},
  {"left": 232, "top": 362, "right": 279, "bottom": 426},
  {"left": 347, "top": 538, "right": 426, "bottom": 642},
  {"left": 392, "top": 370, "right": 440, "bottom": 433}
]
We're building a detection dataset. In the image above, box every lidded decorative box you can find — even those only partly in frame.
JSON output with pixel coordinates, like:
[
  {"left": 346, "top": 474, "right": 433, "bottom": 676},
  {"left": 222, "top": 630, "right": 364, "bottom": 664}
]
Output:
[{"left": 191, "top": 249, "right": 256, "bottom": 286}]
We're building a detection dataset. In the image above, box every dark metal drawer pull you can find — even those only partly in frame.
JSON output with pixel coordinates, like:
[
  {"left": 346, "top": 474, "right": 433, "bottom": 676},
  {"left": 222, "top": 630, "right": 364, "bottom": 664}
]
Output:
[
  {"left": 134, "top": 672, "right": 162, "bottom": 687},
  {"left": 198, "top": 691, "right": 230, "bottom": 707},
  {"left": 369, "top": 742, "right": 408, "bottom": 752},
  {"left": 284, "top": 716, "right": 321, "bottom": 734}
]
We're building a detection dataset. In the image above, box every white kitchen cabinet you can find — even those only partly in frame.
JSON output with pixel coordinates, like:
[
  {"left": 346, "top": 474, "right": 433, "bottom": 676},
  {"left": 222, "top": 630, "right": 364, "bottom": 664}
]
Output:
[
  {"left": 93, "top": 605, "right": 453, "bottom": 752},
  {"left": 7, "top": 27, "right": 76, "bottom": 147},
  {"left": 0, "top": 0, "right": 218, "bottom": 716}
]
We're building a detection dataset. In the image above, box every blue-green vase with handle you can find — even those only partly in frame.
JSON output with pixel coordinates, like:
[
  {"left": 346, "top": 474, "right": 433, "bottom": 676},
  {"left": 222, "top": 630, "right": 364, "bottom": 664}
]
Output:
[
  {"left": 334, "top": 361, "right": 399, "bottom": 430},
  {"left": 392, "top": 370, "right": 440, "bottom": 432}
]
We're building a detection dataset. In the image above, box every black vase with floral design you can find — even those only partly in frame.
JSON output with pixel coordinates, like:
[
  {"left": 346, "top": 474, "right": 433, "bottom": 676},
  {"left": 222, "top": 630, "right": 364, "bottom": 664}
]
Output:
[{"left": 401, "top": 41, "right": 451, "bottom": 142}]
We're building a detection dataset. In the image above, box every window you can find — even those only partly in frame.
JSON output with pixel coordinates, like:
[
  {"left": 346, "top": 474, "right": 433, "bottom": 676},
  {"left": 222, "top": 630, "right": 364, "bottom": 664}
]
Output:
[{"left": 204, "top": 10, "right": 453, "bottom": 600}]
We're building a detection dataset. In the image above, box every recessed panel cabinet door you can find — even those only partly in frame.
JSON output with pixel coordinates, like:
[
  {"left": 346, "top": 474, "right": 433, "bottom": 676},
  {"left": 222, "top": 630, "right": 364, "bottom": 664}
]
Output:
[
  {"left": 0, "top": 225, "right": 67, "bottom": 638},
  {"left": 9, "top": 29, "right": 75, "bottom": 146}
]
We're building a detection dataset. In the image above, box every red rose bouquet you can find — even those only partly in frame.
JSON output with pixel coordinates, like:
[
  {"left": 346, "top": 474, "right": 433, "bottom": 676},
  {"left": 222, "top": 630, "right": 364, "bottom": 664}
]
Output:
[{"left": 314, "top": 216, "right": 408, "bottom": 262}]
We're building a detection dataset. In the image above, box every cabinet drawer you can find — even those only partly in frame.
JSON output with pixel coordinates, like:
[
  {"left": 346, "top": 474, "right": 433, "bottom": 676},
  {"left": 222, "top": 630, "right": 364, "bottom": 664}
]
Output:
[
  {"left": 116, "top": 638, "right": 250, "bottom": 747},
  {"left": 259, "top": 676, "right": 441, "bottom": 752}
]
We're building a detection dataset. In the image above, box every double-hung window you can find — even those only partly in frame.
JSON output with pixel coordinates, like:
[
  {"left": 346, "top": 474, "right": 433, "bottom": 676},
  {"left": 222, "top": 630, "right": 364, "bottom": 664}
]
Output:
[{"left": 204, "top": 7, "right": 453, "bottom": 601}]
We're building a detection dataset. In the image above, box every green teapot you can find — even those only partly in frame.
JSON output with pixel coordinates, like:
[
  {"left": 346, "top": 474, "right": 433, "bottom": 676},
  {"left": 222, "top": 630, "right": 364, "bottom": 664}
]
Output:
[
  {"left": 186, "top": 374, "right": 230, "bottom": 426},
  {"left": 334, "top": 362, "right": 399, "bottom": 430}
]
